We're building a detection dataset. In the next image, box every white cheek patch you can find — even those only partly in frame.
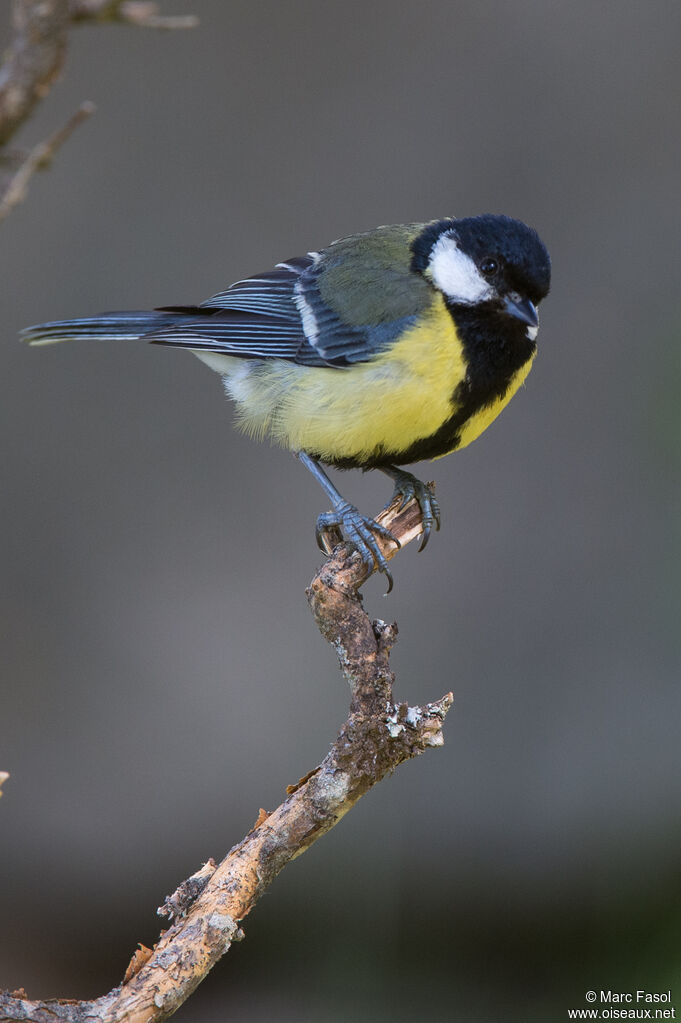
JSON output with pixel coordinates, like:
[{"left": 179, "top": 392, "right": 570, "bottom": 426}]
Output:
[
  {"left": 526, "top": 324, "right": 539, "bottom": 341},
  {"left": 429, "top": 234, "right": 494, "bottom": 304}
]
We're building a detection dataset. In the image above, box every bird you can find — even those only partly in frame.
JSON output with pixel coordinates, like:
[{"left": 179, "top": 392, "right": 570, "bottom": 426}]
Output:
[{"left": 22, "top": 214, "right": 551, "bottom": 591}]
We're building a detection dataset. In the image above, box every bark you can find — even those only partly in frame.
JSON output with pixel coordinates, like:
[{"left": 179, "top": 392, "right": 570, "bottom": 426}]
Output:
[{"left": 0, "top": 493, "right": 453, "bottom": 1023}]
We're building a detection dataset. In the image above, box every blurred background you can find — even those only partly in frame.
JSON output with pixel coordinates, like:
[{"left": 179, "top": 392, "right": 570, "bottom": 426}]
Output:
[{"left": 1, "top": 1, "right": 680, "bottom": 1020}]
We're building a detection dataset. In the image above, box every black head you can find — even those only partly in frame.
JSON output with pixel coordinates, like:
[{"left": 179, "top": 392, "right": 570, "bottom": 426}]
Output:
[{"left": 411, "top": 214, "right": 551, "bottom": 325}]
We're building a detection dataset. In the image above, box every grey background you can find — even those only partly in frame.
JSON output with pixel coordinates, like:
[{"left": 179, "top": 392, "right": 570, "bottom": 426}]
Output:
[{"left": 1, "top": 1, "right": 680, "bottom": 1020}]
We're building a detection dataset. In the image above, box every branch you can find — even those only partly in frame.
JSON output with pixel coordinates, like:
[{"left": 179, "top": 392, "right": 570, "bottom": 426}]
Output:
[
  {"left": 0, "top": 1, "right": 69, "bottom": 148},
  {"left": 0, "top": 0, "right": 197, "bottom": 221},
  {"left": 69, "top": 2, "right": 198, "bottom": 29},
  {"left": 0, "top": 494, "right": 453, "bottom": 1023},
  {"left": 0, "top": 101, "right": 95, "bottom": 221}
]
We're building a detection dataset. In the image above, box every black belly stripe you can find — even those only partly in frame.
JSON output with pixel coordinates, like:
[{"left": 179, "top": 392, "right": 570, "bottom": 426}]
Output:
[{"left": 320, "top": 301, "right": 536, "bottom": 470}]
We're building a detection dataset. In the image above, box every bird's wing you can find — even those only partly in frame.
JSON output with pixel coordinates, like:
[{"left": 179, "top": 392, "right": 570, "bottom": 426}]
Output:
[
  {"left": 147, "top": 226, "right": 432, "bottom": 367},
  {"left": 199, "top": 257, "right": 311, "bottom": 319},
  {"left": 146, "top": 258, "right": 318, "bottom": 362}
]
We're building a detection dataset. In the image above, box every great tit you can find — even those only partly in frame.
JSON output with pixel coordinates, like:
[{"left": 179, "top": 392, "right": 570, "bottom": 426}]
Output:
[{"left": 23, "top": 214, "right": 551, "bottom": 590}]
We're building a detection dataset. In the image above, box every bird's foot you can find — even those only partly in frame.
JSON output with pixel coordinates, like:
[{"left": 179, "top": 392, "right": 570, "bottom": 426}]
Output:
[
  {"left": 385, "top": 468, "right": 441, "bottom": 552},
  {"left": 315, "top": 501, "right": 400, "bottom": 593}
]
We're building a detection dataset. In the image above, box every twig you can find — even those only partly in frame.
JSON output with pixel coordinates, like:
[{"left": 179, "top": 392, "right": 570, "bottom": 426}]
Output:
[
  {"left": 0, "top": 494, "right": 453, "bottom": 1023},
  {"left": 0, "top": 1, "right": 70, "bottom": 149},
  {"left": 69, "top": 2, "right": 198, "bottom": 29},
  {"left": 0, "top": 0, "right": 197, "bottom": 222},
  {"left": 0, "top": 101, "right": 95, "bottom": 221}
]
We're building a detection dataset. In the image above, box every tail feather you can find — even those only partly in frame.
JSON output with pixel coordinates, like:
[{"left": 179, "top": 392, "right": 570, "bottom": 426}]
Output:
[{"left": 21, "top": 310, "right": 182, "bottom": 347}]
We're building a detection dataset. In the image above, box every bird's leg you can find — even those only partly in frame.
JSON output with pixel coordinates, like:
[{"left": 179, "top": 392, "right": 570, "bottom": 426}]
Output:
[
  {"left": 297, "top": 451, "right": 400, "bottom": 592},
  {"left": 377, "top": 465, "right": 441, "bottom": 553}
]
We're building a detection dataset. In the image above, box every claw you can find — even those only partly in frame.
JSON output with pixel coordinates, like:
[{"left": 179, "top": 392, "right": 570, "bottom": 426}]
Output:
[
  {"left": 396, "top": 490, "right": 411, "bottom": 513},
  {"left": 418, "top": 522, "right": 432, "bottom": 554},
  {"left": 315, "top": 501, "right": 398, "bottom": 588},
  {"left": 381, "top": 467, "right": 441, "bottom": 552},
  {"left": 297, "top": 451, "right": 401, "bottom": 591}
]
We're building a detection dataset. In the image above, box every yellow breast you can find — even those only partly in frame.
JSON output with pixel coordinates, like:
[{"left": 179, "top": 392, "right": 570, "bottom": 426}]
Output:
[
  {"left": 259, "top": 298, "right": 465, "bottom": 461},
  {"left": 202, "top": 293, "right": 534, "bottom": 464}
]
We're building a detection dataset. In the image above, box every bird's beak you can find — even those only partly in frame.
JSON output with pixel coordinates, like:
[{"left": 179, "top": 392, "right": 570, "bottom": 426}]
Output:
[{"left": 504, "top": 293, "right": 538, "bottom": 328}]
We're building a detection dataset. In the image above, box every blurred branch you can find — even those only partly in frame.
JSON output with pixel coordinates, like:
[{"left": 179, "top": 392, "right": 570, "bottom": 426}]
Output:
[
  {"left": 0, "top": 100, "right": 94, "bottom": 221},
  {"left": 0, "top": 495, "right": 453, "bottom": 1022},
  {"left": 0, "top": 0, "right": 197, "bottom": 221},
  {"left": 0, "top": 772, "right": 8, "bottom": 798},
  {"left": 69, "top": 2, "right": 198, "bottom": 29},
  {"left": 0, "top": 0, "right": 69, "bottom": 148}
]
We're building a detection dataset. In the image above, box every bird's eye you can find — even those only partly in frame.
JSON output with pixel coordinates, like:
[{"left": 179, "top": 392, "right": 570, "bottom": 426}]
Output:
[{"left": 480, "top": 258, "right": 498, "bottom": 277}]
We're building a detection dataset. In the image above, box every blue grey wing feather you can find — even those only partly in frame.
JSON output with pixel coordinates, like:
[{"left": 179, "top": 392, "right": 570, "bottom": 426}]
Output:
[
  {"left": 199, "top": 264, "right": 305, "bottom": 320},
  {"left": 147, "top": 253, "right": 411, "bottom": 366},
  {"left": 149, "top": 260, "right": 312, "bottom": 359},
  {"left": 147, "top": 313, "right": 310, "bottom": 360}
]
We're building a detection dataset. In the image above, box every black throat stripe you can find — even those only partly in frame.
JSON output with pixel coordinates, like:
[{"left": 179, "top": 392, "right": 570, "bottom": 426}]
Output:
[
  {"left": 322, "top": 302, "right": 536, "bottom": 469},
  {"left": 393, "top": 302, "right": 536, "bottom": 464}
]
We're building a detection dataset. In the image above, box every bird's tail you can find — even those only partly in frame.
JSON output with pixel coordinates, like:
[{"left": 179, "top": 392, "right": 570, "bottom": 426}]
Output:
[{"left": 21, "top": 310, "right": 182, "bottom": 347}]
